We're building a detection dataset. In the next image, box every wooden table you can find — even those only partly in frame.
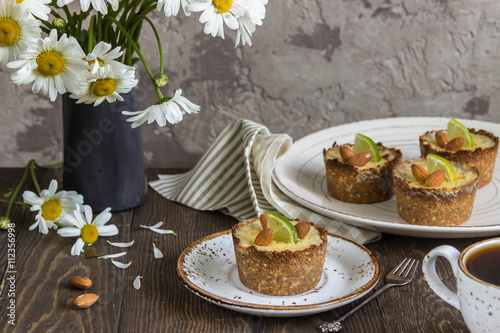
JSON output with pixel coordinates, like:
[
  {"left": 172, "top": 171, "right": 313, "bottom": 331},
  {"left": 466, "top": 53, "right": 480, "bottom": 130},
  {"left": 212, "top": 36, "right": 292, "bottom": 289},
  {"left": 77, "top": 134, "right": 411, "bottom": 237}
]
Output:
[{"left": 0, "top": 167, "right": 486, "bottom": 332}]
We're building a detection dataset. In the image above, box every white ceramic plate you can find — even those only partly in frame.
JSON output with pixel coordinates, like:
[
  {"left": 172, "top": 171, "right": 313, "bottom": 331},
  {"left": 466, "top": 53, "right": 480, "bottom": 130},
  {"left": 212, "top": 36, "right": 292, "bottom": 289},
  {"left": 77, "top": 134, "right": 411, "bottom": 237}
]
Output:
[
  {"left": 177, "top": 230, "right": 379, "bottom": 317},
  {"left": 272, "top": 117, "right": 500, "bottom": 238}
]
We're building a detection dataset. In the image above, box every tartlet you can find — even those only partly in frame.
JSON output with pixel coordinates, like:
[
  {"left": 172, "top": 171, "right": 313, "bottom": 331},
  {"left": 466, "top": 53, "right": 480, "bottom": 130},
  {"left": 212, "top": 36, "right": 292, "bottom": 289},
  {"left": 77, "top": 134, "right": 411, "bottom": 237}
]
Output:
[
  {"left": 323, "top": 142, "right": 402, "bottom": 203},
  {"left": 420, "top": 129, "right": 498, "bottom": 187},
  {"left": 392, "top": 160, "right": 479, "bottom": 226},
  {"left": 231, "top": 218, "right": 328, "bottom": 296}
]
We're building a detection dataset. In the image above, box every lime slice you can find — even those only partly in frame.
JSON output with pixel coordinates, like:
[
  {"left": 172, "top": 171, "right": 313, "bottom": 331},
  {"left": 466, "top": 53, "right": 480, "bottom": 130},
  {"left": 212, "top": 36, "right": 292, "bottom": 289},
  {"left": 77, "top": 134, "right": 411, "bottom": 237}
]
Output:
[
  {"left": 448, "top": 119, "right": 474, "bottom": 148},
  {"left": 426, "top": 153, "right": 454, "bottom": 182},
  {"left": 353, "top": 133, "right": 381, "bottom": 162},
  {"left": 266, "top": 211, "right": 299, "bottom": 243}
]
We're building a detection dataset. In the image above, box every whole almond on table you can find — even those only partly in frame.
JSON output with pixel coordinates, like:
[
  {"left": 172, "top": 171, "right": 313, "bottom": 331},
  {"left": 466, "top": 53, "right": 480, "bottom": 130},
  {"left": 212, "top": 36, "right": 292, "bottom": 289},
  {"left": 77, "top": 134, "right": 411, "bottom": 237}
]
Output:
[
  {"left": 68, "top": 276, "right": 92, "bottom": 290},
  {"left": 348, "top": 152, "right": 373, "bottom": 167},
  {"left": 73, "top": 293, "right": 99, "bottom": 309},
  {"left": 435, "top": 131, "right": 451, "bottom": 148},
  {"left": 445, "top": 137, "right": 464, "bottom": 151},
  {"left": 259, "top": 213, "right": 269, "bottom": 229},
  {"left": 295, "top": 222, "right": 311, "bottom": 239},
  {"left": 339, "top": 146, "right": 354, "bottom": 162},
  {"left": 425, "top": 170, "right": 446, "bottom": 187},
  {"left": 411, "top": 164, "right": 429, "bottom": 183},
  {"left": 254, "top": 228, "right": 274, "bottom": 246}
]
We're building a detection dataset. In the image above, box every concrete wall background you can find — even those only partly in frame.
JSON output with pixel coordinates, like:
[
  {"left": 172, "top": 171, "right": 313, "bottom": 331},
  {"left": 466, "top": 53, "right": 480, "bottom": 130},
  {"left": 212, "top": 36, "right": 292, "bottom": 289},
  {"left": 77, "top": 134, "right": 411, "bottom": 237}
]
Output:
[{"left": 1, "top": 0, "right": 500, "bottom": 168}]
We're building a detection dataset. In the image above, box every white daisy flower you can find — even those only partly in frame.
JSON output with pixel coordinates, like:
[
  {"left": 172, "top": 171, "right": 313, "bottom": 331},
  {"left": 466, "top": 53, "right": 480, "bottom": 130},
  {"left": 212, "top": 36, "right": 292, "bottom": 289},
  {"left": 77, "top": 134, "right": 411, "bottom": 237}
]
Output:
[
  {"left": 7, "top": 29, "right": 88, "bottom": 102},
  {"left": 122, "top": 89, "right": 200, "bottom": 127},
  {"left": 133, "top": 275, "right": 142, "bottom": 289},
  {"left": 246, "top": 0, "right": 267, "bottom": 26},
  {"left": 69, "top": 65, "right": 137, "bottom": 106},
  {"left": 0, "top": 0, "right": 41, "bottom": 67},
  {"left": 157, "top": 0, "right": 191, "bottom": 17},
  {"left": 85, "top": 41, "right": 132, "bottom": 74},
  {"left": 235, "top": 12, "right": 256, "bottom": 47},
  {"left": 57, "top": 204, "right": 119, "bottom": 256},
  {"left": 17, "top": 0, "right": 51, "bottom": 20},
  {"left": 188, "top": 0, "right": 249, "bottom": 39},
  {"left": 22, "top": 179, "right": 83, "bottom": 234},
  {"left": 153, "top": 243, "right": 164, "bottom": 259}
]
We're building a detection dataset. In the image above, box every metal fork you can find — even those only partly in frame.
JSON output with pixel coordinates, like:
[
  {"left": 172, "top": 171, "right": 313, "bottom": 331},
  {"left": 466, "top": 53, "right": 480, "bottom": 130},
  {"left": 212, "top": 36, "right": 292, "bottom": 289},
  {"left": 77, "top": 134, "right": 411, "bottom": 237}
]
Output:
[{"left": 319, "top": 258, "right": 419, "bottom": 333}]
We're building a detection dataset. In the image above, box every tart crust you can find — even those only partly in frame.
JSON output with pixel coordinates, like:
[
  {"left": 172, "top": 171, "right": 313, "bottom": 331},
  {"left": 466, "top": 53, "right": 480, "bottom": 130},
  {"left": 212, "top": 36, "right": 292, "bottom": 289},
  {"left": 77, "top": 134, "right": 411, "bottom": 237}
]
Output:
[
  {"left": 231, "top": 219, "right": 328, "bottom": 296},
  {"left": 323, "top": 142, "right": 402, "bottom": 203},
  {"left": 392, "top": 160, "right": 479, "bottom": 226},
  {"left": 419, "top": 129, "right": 498, "bottom": 187}
]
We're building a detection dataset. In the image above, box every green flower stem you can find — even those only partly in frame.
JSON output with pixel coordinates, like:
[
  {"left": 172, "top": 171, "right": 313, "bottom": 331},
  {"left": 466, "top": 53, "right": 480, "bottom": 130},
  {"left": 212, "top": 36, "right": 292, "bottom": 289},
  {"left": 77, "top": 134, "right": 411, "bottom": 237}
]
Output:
[
  {"left": 88, "top": 15, "right": 96, "bottom": 54},
  {"left": 5, "top": 159, "right": 35, "bottom": 219},
  {"left": 0, "top": 199, "right": 29, "bottom": 210},
  {"left": 132, "top": 15, "right": 164, "bottom": 74},
  {"left": 29, "top": 163, "right": 41, "bottom": 194},
  {"left": 104, "top": 17, "right": 164, "bottom": 99}
]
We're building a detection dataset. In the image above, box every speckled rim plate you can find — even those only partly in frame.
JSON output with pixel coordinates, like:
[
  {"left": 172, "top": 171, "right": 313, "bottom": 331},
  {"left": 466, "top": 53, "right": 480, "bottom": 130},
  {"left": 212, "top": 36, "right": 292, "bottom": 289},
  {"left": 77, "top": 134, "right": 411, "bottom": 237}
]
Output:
[
  {"left": 272, "top": 117, "right": 500, "bottom": 238},
  {"left": 177, "top": 230, "right": 380, "bottom": 317}
]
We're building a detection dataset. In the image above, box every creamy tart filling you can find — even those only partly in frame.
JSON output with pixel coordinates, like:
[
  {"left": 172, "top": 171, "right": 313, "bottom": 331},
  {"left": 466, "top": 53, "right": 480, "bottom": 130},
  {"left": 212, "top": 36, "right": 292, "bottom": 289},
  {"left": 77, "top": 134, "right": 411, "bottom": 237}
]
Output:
[
  {"left": 398, "top": 162, "right": 477, "bottom": 188},
  {"left": 421, "top": 132, "right": 496, "bottom": 151},
  {"left": 235, "top": 220, "right": 322, "bottom": 251},
  {"left": 325, "top": 145, "right": 397, "bottom": 170}
]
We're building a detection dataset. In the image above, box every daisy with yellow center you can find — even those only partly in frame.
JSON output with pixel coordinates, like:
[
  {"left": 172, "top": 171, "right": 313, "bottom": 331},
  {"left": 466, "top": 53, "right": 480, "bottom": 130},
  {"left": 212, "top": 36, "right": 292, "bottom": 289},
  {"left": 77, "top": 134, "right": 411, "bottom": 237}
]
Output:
[
  {"left": 69, "top": 64, "right": 138, "bottom": 106},
  {"left": 0, "top": 0, "right": 41, "bottom": 66},
  {"left": 85, "top": 41, "right": 133, "bottom": 75},
  {"left": 22, "top": 179, "right": 84, "bottom": 234},
  {"left": 122, "top": 88, "right": 200, "bottom": 128},
  {"left": 188, "top": 0, "right": 249, "bottom": 40},
  {"left": 57, "top": 204, "right": 118, "bottom": 256},
  {"left": 7, "top": 29, "right": 88, "bottom": 101}
]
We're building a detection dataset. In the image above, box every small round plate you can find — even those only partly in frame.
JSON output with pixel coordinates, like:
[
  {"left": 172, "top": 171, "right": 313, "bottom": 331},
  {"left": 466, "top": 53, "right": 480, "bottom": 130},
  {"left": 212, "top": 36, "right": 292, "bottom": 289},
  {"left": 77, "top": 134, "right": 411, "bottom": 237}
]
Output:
[{"left": 177, "top": 230, "right": 379, "bottom": 317}]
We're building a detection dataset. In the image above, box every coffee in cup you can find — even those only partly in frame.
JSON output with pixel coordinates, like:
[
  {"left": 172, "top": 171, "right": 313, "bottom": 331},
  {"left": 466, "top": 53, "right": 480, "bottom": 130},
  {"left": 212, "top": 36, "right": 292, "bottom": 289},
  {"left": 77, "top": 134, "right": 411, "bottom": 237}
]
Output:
[{"left": 423, "top": 238, "right": 500, "bottom": 333}]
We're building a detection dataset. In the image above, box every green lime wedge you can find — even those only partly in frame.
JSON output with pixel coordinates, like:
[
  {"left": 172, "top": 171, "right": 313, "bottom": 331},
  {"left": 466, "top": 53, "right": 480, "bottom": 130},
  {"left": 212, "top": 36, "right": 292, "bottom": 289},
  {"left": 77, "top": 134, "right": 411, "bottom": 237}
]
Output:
[
  {"left": 426, "top": 153, "right": 454, "bottom": 182},
  {"left": 353, "top": 133, "right": 381, "bottom": 162},
  {"left": 448, "top": 119, "right": 474, "bottom": 148},
  {"left": 266, "top": 211, "right": 299, "bottom": 243}
]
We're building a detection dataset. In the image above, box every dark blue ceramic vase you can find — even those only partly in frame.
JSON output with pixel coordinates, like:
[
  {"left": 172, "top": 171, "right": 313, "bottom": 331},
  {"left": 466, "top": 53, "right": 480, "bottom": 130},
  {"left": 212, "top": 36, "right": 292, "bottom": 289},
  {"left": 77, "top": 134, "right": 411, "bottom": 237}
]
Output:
[{"left": 62, "top": 90, "right": 147, "bottom": 212}]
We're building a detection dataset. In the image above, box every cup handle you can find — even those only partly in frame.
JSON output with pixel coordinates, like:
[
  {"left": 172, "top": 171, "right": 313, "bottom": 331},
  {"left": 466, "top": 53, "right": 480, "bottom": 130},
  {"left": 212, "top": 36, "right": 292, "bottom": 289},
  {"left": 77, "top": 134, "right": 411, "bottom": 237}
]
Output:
[{"left": 422, "top": 245, "right": 461, "bottom": 310}]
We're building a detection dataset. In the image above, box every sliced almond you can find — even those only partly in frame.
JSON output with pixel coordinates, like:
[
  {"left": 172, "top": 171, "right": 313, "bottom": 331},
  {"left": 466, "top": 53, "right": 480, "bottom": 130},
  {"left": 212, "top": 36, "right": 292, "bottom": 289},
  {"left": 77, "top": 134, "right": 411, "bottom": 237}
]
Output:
[
  {"left": 445, "top": 137, "right": 464, "bottom": 151},
  {"left": 339, "top": 146, "right": 354, "bottom": 162},
  {"left": 411, "top": 164, "right": 429, "bottom": 183},
  {"left": 254, "top": 228, "right": 274, "bottom": 246},
  {"left": 259, "top": 213, "right": 269, "bottom": 229},
  {"left": 348, "top": 152, "right": 373, "bottom": 167},
  {"left": 425, "top": 170, "right": 446, "bottom": 187},
  {"left": 68, "top": 276, "right": 92, "bottom": 290},
  {"left": 435, "top": 131, "right": 451, "bottom": 148},
  {"left": 73, "top": 293, "right": 99, "bottom": 309},
  {"left": 295, "top": 222, "right": 311, "bottom": 239}
]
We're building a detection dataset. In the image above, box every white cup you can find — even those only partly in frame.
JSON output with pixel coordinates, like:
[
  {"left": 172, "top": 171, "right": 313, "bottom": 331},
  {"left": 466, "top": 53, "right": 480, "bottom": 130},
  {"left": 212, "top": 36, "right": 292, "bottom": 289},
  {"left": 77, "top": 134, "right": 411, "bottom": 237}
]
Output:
[{"left": 423, "top": 238, "right": 500, "bottom": 333}]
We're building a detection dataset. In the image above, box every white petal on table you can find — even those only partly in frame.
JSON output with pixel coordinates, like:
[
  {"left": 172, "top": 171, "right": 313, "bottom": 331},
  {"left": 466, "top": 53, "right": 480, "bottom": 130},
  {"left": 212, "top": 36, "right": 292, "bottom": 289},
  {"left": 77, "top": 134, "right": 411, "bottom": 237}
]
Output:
[
  {"left": 98, "top": 252, "right": 127, "bottom": 259},
  {"left": 150, "top": 228, "right": 176, "bottom": 235},
  {"left": 107, "top": 240, "right": 135, "bottom": 248},
  {"left": 133, "top": 275, "right": 142, "bottom": 290},
  {"left": 140, "top": 222, "right": 163, "bottom": 229},
  {"left": 153, "top": 243, "right": 163, "bottom": 259},
  {"left": 111, "top": 259, "right": 132, "bottom": 269}
]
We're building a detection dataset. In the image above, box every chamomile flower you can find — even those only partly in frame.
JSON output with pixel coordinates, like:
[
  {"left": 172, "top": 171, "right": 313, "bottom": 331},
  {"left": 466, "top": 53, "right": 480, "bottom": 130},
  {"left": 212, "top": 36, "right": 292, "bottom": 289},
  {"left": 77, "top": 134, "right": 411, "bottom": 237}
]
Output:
[
  {"left": 122, "top": 89, "right": 200, "bottom": 127},
  {"left": 57, "top": 204, "right": 119, "bottom": 256},
  {"left": 17, "top": 0, "right": 51, "bottom": 20},
  {"left": 85, "top": 41, "right": 132, "bottom": 74},
  {"left": 157, "top": 0, "right": 191, "bottom": 17},
  {"left": 22, "top": 179, "right": 84, "bottom": 234},
  {"left": 0, "top": 0, "right": 41, "bottom": 67},
  {"left": 188, "top": 0, "right": 249, "bottom": 39},
  {"left": 69, "top": 65, "right": 138, "bottom": 106},
  {"left": 7, "top": 29, "right": 88, "bottom": 102}
]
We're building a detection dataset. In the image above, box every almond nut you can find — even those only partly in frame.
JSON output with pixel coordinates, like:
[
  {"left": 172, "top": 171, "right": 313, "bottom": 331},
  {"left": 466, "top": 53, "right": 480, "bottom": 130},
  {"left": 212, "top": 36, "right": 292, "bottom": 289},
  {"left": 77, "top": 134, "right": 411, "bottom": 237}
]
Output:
[
  {"left": 348, "top": 152, "right": 373, "bottom": 167},
  {"left": 295, "top": 222, "right": 311, "bottom": 239},
  {"left": 435, "top": 131, "right": 451, "bottom": 148},
  {"left": 68, "top": 276, "right": 93, "bottom": 290},
  {"left": 411, "top": 164, "right": 429, "bottom": 183},
  {"left": 259, "top": 213, "right": 269, "bottom": 229},
  {"left": 73, "top": 293, "right": 99, "bottom": 309},
  {"left": 425, "top": 170, "right": 446, "bottom": 187},
  {"left": 445, "top": 137, "right": 464, "bottom": 151},
  {"left": 254, "top": 228, "right": 274, "bottom": 246},
  {"left": 339, "top": 146, "right": 354, "bottom": 162}
]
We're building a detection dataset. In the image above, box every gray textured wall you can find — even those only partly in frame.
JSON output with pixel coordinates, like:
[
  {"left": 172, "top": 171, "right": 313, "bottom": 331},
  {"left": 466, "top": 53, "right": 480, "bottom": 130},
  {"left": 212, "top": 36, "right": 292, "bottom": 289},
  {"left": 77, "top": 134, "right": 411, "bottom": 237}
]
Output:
[{"left": 1, "top": 0, "right": 500, "bottom": 168}]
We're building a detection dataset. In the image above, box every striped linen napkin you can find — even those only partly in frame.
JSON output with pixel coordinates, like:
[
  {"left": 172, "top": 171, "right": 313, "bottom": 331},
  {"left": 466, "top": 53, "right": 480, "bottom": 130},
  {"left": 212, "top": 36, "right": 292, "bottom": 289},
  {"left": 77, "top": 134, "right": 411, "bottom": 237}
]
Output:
[{"left": 149, "top": 119, "right": 381, "bottom": 244}]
